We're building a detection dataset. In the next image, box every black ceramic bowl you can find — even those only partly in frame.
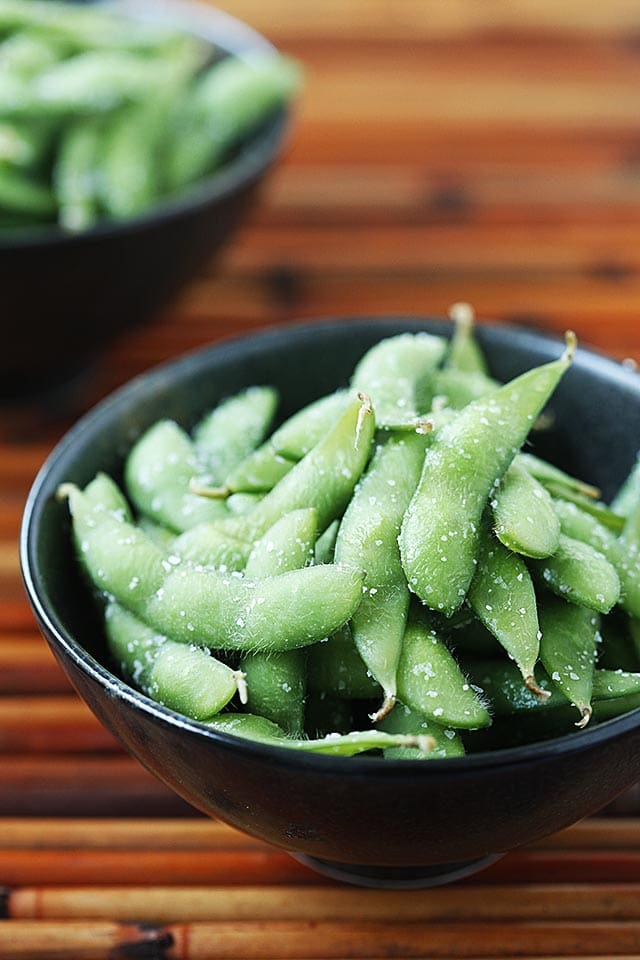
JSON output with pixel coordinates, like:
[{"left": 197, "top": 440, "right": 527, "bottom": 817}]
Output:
[
  {"left": 1, "top": 0, "right": 290, "bottom": 404},
  {"left": 20, "top": 318, "right": 640, "bottom": 888}
]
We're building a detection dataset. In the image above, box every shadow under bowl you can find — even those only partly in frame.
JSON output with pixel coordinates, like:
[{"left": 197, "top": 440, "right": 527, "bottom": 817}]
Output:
[
  {"left": 20, "top": 317, "right": 640, "bottom": 887},
  {"left": 1, "top": 0, "right": 289, "bottom": 404}
]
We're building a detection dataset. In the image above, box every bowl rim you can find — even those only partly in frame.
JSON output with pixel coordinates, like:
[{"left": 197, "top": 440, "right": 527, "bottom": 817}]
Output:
[
  {"left": 19, "top": 316, "right": 640, "bottom": 777},
  {"left": 0, "top": 0, "right": 290, "bottom": 251}
]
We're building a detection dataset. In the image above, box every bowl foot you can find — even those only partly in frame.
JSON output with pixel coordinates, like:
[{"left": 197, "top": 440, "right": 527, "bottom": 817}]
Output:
[{"left": 291, "top": 852, "right": 504, "bottom": 888}]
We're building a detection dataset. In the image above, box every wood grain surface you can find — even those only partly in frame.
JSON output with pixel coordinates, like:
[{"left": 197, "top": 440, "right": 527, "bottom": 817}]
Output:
[{"left": 1, "top": 2, "right": 640, "bottom": 956}]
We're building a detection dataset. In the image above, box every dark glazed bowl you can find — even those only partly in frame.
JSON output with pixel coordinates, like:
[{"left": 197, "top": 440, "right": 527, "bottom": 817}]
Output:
[
  {"left": 20, "top": 318, "right": 640, "bottom": 888},
  {"left": 1, "top": 0, "right": 290, "bottom": 404}
]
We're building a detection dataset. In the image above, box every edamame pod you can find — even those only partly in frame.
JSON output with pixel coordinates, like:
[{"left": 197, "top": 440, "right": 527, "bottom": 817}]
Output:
[
  {"left": 466, "top": 524, "right": 546, "bottom": 696},
  {"left": 167, "top": 53, "right": 301, "bottom": 190},
  {"left": 63, "top": 484, "right": 365, "bottom": 653},
  {"left": 125, "top": 419, "right": 228, "bottom": 533},
  {"left": 538, "top": 597, "right": 600, "bottom": 726},
  {"left": 334, "top": 432, "right": 430, "bottom": 719},
  {"left": 105, "top": 602, "right": 243, "bottom": 720},
  {"left": 444, "top": 302, "right": 490, "bottom": 376},
  {"left": 210, "top": 391, "right": 376, "bottom": 544},
  {"left": 611, "top": 452, "right": 640, "bottom": 517},
  {"left": 192, "top": 386, "right": 278, "bottom": 485},
  {"left": 400, "top": 335, "right": 575, "bottom": 616},
  {"left": 240, "top": 508, "right": 317, "bottom": 735},
  {"left": 307, "top": 626, "right": 382, "bottom": 701},
  {"left": 529, "top": 533, "right": 620, "bottom": 614},
  {"left": 52, "top": 117, "right": 103, "bottom": 231},
  {"left": 206, "top": 713, "right": 435, "bottom": 756},
  {"left": 171, "top": 523, "right": 250, "bottom": 571},
  {"left": 396, "top": 620, "right": 491, "bottom": 729},
  {"left": 553, "top": 499, "right": 640, "bottom": 617},
  {"left": 492, "top": 458, "right": 560, "bottom": 559},
  {"left": 517, "top": 452, "right": 600, "bottom": 501},
  {"left": 0, "top": 160, "right": 55, "bottom": 217},
  {"left": 270, "top": 390, "right": 349, "bottom": 460},
  {"left": 378, "top": 701, "right": 465, "bottom": 759},
  {"left": 351, "top": 332, "right": 447, "bottom": 427}
]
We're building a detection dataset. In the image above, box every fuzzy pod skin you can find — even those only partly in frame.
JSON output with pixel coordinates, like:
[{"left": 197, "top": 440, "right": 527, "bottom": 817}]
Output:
[
  {"left": 529, "top": 532, "right": 620, "bottom": 614},
  {"left": 538, "top": 596, "right": 600, "bottom": 725},
  {"left": 211, "top": 391, "right": 377, "bottom": 544},
  {"left": 444, "top": 303, "right": 491, "bottom": 377},
  {"left": 206, "top": 713, "right": 434, "bottom": 757},
  {"left": 400, "top": 347, "right": 574, "bottom": 617},
  {"left": 492, "top": 458, "right": 561, "bottom": 559},
  {"left": 334, "top": 431, "right": 429, "bottom": 718},
  {"left": 240, "top": 508, "right": 317, "bottom": 736},
  {"left": 269, "top": 390, "right": 349, "bottom": 460},
  {"left": 65, "top": 486, "right": 365, "bottom": 653},
  {"left": 378, "top": 700, "right": 465, "bottom": 760},
  {"left": 171, "top": 523, "right": 250, "bottom": 571},
  {"left": 466, "top": 525, "right": 543, "bottom": 691},
  {"left": 396, "top": 620, "right": 491, "bottom": 730},
  {"left": 125, "top": 419, "right": 228, "bottom": 533},
  {"left": 307, "top": 626, "right": 382, "bottom": 701},
  {"left": 553, "top": 498, "right": 640, "bottom": 617},
  {"left": 192, "top": 386, "right": 279, "bottom": 485},
  {"left": 104, "top": 602, "right": 240, "bottom": 721},
  {"left": 350, "top": 332, "right": 447, "bottom": 426}
]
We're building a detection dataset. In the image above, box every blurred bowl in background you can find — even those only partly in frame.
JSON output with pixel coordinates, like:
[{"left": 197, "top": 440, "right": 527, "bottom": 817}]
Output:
[{"left": 0, "top": 0, "right": 293, "bottom": 405}]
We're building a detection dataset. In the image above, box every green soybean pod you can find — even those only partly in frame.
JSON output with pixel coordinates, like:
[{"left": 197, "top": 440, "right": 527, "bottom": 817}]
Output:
[
  {"left": 0, "top": 30, "right": 62, "bottom": 78},
  {"left": 462, "top": 658, "right": 564, "bottom": 717},
  {"left": 0, "top": 160, "right": 55, "bottom": 218},
  {"left": 378, "top": 701, "right": 465, "bottom": 759},
  {"left": 167, "top": 53, "right": 301, "bottom": 191},
  {"left": 444, "top": 302, "right": 490, "bottom": 377},
  {"left": 105, "top": 602, "right": 243, "bottom": 720},
  {"left": 211, "top": 391, "right": 376, "bottom": 544},
  {"left": 99, "top": 94, "right": 177, "bottom": 219},
  {"left": 396, "top": 620, "right": 491, "bottom": 729},
  {"left": 30, "top": 49, "right": 189, "bottom": 117},
  {"left": 543, "top": 485, "right": 625, "bottom": 534},
  {"left": 611, "top": 452, "right": 640, "bottom": 517},
  {"left": 400, "top": 335, "right": 575, "bottom": 616},
  {"left": 350, "top": 332, "right": 447, "bottom": 427},
  {"left": 0, "top": 1, "right": 198, "bottom": 53},
  {"left": 315, "top": 520, "right": 339, "bottom": 565},
  {"left": 517, "top": 452, "right": 600, "bottom": 501},
  {"left": 307, "top": 626, "right": 382, "bottom": 701},
  {"left": 124, "top": 419, "right": 228, "bottom": 533},
  {"left": 206, "top": 713, "right": 434, "bottom": 757},
  {"left": 334, "top": 432, "right": 429, "bottom": 719},
  {"left": 466, "top": 524, "right": 546, "bottom": 697},
  {"left": 52, "top": 117, "right": 103, "bottom": 231},
  {"left": 270, "top": 390, "right": 349, "bottom": 460},
  {"left": 240, "top": 508, "right": 317, "bottom": 736},
  {"left": 65, "top": 484, "right": 365, "bottom": 653},
  {"left": 529, "top": 533, "right": 620, "bottom": 614},
  {"left": 553, "top": 499, "right": 640, "bottom": 618},
  {"left": 429, "top": 367, "right": 497, "bottom": 411},
  {"left": 538, "top": 597, "right": 600, "bottom": 726},
  {"left": 171, "top": 523, "right": 250, "bottom": 571},
  {"left": 491, "top": 458, "right": 561, "bottom": 559},
  {"left": 205, "top": 443, "right": 293, "bottom": 497},
  {"left": 192, "top": 386, "right": 278, "bottom": 485}
]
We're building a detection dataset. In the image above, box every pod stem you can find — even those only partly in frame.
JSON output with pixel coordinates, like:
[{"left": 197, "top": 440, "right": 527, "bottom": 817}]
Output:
[
  {"left": 189, "top": 479, "right": 230, "bottom": 500},
  {"left": 448, "top": 301, "right": 475, "bottom": 331},
  {"left": 525, "top": 674, "right": 551, "bottom": 701},
  {"left": 233, "top": 670, "right": 248, "bottom": 706},
  {"left": 369, "top": 692, "right": 396, "bottom": 724},
  {"left": 575, "top": 704, "right": 593, "bottom": 729},
  {"left": 562, "top": 330, "right": 578, "bottom": 364},
  {"left": 355, "top": 392, "right": 373, "bottom": 445}
]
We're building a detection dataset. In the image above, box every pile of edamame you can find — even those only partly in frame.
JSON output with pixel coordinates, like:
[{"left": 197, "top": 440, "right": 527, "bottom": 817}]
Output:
[
  {"left": 59, "top": 307, "right": 640, "bottom": 759},
  {"left": 0, "top": 0, "right": 299, "bottom": 231}
]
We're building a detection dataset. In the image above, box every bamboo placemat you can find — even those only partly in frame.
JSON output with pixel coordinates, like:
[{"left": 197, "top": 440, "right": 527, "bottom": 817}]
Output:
[{"left": 3, "top": 2, "right": 640, "bottom": 957}]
